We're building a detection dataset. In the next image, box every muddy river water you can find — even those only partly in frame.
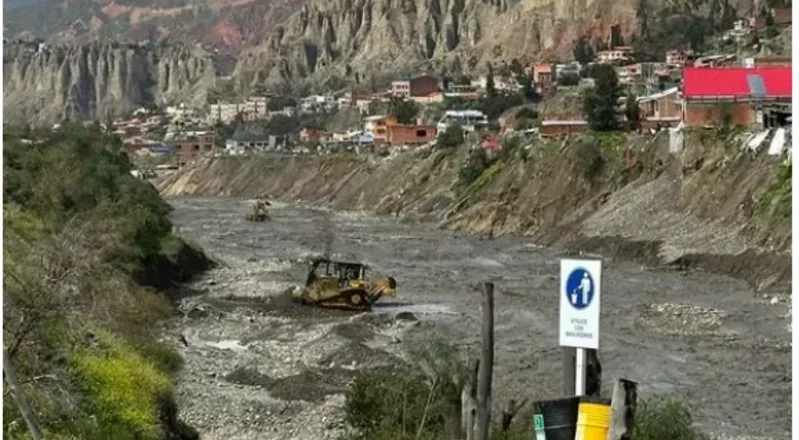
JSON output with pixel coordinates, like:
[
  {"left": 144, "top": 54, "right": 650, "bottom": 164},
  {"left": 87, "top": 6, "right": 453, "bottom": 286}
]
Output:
[{"left": 167, "top": 196, "right": 791, "bottom": 440}]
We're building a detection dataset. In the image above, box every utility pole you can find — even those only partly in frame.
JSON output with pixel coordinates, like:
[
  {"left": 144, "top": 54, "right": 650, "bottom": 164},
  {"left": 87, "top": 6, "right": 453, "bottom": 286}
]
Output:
[{"left": 475, "top": 282, "right": 495, "bottom": 440}]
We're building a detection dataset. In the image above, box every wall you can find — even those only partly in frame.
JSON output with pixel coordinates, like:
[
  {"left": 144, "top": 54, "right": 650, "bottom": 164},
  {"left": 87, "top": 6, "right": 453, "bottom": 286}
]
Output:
[
  {"left": 683, "top": 101, "right": 754, "bottom": 127},
  {"left": 386, "top": 125, "right": 437, "bottom": 145}
]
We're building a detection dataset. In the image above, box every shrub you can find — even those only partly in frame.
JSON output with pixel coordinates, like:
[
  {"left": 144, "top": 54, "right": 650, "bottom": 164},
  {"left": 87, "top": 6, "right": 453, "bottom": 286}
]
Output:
[
  {"left": 558, "top": 73, "right": 581, "bottom": 86},
  {"left": 437, "top": 125, "right": 465, "bottom": 149},
  {"left": 515, "top": 107, "right": 539, "bottom": 120},
  {"left": 458, "top": 148, "right": 493, "bottom": 187},
  {"left": 72, "top": 330, "right": 172, "bottom": 438},
  {"left": 574, "top": 138, "right": 606, "bottom": 182},
  {"left": 635, "top": 398, "right": 710, "bottom": 440}
]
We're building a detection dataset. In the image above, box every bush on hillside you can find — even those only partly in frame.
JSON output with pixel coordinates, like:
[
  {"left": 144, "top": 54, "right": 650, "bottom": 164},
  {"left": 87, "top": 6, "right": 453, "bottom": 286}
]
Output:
[
  {"left": 437, "top": 125, "right": 465, "bottom": 149},
  {"left": 3, "top": 124, "right": 202, "bottom": 440},
  {"left": 458, "top": 148, "right": 493, "bottom": 188}
]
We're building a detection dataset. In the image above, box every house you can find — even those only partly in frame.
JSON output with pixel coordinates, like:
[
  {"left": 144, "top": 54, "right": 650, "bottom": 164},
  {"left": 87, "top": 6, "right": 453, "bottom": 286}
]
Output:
[
  {"left": 386, "top": 120, "right": 437, "bottom": 146},
  {"left": 410, "top": 91, "right": 445, "bottom": 105},
  {"left": 596, "top": 47, "right": 633, "bottom": 64},
  {"left": 617, "top": 63, "right": 643, "bottom": 85},
  {"left": 391, "top": 75, "right": 440, "bottom": 98},
  {"left": 637, "top": 87, "right": 682, "bottom": 129},
  {"left": 177, "top": 132, "right": 216, "bottom": 167},
  {"left": 225, "top": 125, "right": 270, "bottom": 154},
  {"left": 741, "top": 55, "right": 792, "bottom": 68},
  {"left": 555, "top": 62, "right": 581, "bottom": 79},
  {"left": 436, "top": 110, "right": 489, "bottom": 134},
  {"left": 300, "top": 128, "right": 332, "bottom": 144},
  {"left": 681, "top": 67, "right": 792, "bottom": 127},
  {"left": 666, "top": 49, "right": 695, "bottom": 68},
  {"left": 539, "top": 113, "right": 588, "bottom": 137},
  {"left": 363, "top": 115, "right": 398, "bottom": 141},
  {"left": 209, "top": 103, "right": 244, "bottom": 124},
  {"left": 301, "top": 95, "right": 337, "bottom": 113},
  {"left": 533, "top": 64, "right": 554, "bottom": 89}
]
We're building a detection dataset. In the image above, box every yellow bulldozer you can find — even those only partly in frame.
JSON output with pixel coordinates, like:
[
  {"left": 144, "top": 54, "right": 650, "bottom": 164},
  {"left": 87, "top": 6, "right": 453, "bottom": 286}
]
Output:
[
  {"left": 245, "top": 200, "right": 271, "bottom": 222},
  {"left": 291, "top": 257, "right": 397, "bottom": 310}
]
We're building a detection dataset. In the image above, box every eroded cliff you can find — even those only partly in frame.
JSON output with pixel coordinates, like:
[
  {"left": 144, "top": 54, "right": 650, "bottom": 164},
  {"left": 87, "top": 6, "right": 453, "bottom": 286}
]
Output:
[
  {"left": 3, "top": 41, "right": 216, "bottom": 126},
  {"left": 158, "top": 131, "right": 791, "bottom": 292}
]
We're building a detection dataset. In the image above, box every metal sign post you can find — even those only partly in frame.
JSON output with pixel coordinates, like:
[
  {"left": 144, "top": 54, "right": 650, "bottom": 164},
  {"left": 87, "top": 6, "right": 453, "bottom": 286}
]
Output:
[{"left": 559, "top": 259, "right": 602, "bottom": 396}]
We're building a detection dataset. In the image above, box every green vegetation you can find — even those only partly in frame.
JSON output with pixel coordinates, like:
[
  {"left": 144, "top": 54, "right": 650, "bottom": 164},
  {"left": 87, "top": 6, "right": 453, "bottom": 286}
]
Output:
[
  {"left": 756, "top": 162, "right": 791, "bottom": 221},
  {"left": 342, "top": 337, "right": 468, "bottom": 440},
  {"left": 458, "top": 148, "right": 494, "bottom": 188},
  {"left": 635, "top": 398, "right": 710, "bottom": 440},
  {"left": 342, "top": 336, "right": 708, "bottom": 440},
  {"left": 573, "top": 37, "right": 595, "bottom": 64},
  {"left": 583, "top": 65, "right": 622, "bottom": 132},
  {"left": 437, "top": 125, "right": 465, "bottom": 149},
  {"left": 388, "top": 98, "right": 421, "bottom": 125},
  {"left": 3, "top": 124, "right": 207, "bottom": 439}
]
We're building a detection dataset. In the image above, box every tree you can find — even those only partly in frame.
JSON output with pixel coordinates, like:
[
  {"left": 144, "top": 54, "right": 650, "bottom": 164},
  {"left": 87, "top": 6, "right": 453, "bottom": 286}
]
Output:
[
  {"left": 485, "top": 63, "right": 497, "bottom": 98},
  {"left": 509, "top": 59, "right": 524, "bottom": 77},
  {"left": 573, "top": 37, "right": 595, "bottom": 64},
  {"left": 437, "top": 125, "right": 464, "bottom": 149},
  {"left": 388, "top": 98, "right": 420, "bottom": 125},
  {"left": 557, "top": 73, "right": 581, "bottom": 87},
  {"left": 583, "top": 64, "right": 622, "bottom": 132}
]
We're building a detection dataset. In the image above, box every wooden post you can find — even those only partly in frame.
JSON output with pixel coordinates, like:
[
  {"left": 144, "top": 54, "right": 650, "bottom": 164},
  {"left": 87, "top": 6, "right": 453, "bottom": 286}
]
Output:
[
  {"left": 475, "top": 282, "right": 495, "bottom": 440},
  {"left": 562, "top": 347, "right": 575, "bottom": 396},
  {"left": 462, "top": 359, "right": 479, "bottom": 440},
  {"left": 607, "top": 378, "right": 638, "bottom": 440},
  {"left": 3, "top": 349, "right": 43, "bottom": 440}
]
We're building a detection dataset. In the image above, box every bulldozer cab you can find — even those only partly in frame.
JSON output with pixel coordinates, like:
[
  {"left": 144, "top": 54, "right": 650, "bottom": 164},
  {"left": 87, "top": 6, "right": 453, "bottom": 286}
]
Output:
[{"left": 305, "top": 258, "right": 366, "bottom": 288}]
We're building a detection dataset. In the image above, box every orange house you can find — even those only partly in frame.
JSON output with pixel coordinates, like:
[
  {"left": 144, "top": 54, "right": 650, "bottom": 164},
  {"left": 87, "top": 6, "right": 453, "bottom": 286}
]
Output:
[
  {"left": 386, "top": 123, "right": 437, "bottom": 146},
  {"left": 364, "top": 115, "right": 398, "bottom": 141}
]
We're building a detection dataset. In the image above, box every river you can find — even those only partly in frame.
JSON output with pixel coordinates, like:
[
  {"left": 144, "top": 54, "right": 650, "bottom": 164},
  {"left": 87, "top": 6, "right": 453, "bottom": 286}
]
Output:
[{"left": 166, "top": 196, "right": 791, "bottom": 440}]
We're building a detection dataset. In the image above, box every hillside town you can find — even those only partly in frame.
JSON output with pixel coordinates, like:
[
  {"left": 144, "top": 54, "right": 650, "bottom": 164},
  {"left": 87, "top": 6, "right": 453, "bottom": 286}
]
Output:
[{"left": 94, "top": 8, "right": 792, "bottom": 171}]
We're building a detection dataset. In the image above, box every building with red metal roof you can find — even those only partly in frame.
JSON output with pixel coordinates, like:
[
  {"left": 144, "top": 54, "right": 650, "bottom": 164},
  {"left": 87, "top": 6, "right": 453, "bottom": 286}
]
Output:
[{"left": 681, "top": 67, "right": 792, "bottom": 127}]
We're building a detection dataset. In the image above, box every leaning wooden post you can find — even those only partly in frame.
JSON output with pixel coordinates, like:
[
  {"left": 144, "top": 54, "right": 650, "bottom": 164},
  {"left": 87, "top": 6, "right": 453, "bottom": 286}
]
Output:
[
  {"left": 3, "top": 348, "right": 43, "bottom": 440},
  {"left": 606, "top": 378, "right": 638, "bottom": 440},
  {"left": 462, "top": 359, "right": 479, "bottom": 440},
  {"left": 475, "top": 282, "right": 495, "bottom": 440}
]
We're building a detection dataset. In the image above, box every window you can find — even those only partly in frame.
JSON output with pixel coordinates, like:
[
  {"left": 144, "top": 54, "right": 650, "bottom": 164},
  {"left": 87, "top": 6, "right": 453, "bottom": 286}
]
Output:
[
  {"left": 193, "top": 145, "right": 200, "bottom": 151},
  {"left": 416, "top": 129, "right": 427, "bottom": 137}
]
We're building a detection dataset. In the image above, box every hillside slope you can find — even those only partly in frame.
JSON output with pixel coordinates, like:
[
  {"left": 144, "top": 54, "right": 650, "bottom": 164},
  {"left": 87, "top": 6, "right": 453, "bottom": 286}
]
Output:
[
  {"left": 158, "top": 131, "right": 791, "bottom": 292},
  {"left": 3, "top": 41, "right": 215, "bottom": 126}
]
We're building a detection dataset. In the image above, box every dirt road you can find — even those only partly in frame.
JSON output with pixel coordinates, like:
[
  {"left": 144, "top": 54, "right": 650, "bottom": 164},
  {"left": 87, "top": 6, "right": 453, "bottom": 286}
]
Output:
[{"left": 166, "top": 196, "right": 791, "bottom": 440}]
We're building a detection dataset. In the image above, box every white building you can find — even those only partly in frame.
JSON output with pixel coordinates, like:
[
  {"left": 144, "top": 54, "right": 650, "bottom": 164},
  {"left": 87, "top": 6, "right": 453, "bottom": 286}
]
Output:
[
  {"left": 436, "top": 110, "right": 489, "bottom": 133},
  {"left": 300, "top": 95, "right": 338, "bottom": 113}
]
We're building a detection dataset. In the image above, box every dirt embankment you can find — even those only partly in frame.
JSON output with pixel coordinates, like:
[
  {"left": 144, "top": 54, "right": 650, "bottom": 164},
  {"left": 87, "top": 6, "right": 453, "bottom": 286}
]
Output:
[{"left": 158, "top": 131, "right": 791, "bottom": 292}]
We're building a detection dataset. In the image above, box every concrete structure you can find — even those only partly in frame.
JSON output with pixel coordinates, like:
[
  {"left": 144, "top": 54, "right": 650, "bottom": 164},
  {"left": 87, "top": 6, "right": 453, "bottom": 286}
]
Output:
[
  {"left": 385, "top": 122, "right": 437, "bottom": 146},
  {"left": 436, "top": 110, "right": 489, "bottom": 133},
  {"left": 364, "top": 115, "right": 398, "bottom": 141},
  {"left": 300, "top": 95, "right": 337, "bottom": 113},
  {"left": 391, "top": 75, "right": 440, "bottom": 98},
  {"left": 177, "top": 132, "right": 215, "bottom": 167},
  {"left": 410, "top": 91, "right": 445, "bottom": 105},
  {"left": 540, "top": 113, "right": 588, "bottom": 137},
  {"left": 300, "top": 128, "right": 333, "bottom": 144},
  {"left": 681, "top": 67, "right": 792, "bottom": 127},
  {"left": 637, "top": 87, "right": 682, "bottom": 128},
  {"left": 596, "top": 47, "right": 633, "bottom": 64},
  {"left": 617, "top": 63, "right": 643, "bottom": 85},
  {"left": 533, "top": 64, "right": 554, "bottom": 89}
]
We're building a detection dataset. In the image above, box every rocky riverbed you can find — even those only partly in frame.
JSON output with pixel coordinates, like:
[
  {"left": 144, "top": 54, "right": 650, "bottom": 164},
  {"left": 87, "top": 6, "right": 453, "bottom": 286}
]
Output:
[{"left": 165, "top": 197, "right": 791, "bottom": 440}]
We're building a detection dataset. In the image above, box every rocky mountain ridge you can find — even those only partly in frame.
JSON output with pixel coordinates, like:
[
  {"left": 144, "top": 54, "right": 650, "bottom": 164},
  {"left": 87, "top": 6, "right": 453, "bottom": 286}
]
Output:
[{"left": 3, "top": 41, "right": 216, "bottom": 126}]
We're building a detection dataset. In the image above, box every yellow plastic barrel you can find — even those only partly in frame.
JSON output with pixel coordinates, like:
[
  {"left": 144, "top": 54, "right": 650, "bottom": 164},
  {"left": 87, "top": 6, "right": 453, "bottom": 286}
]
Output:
[{"left": 574, "top": 399, "right": 611, "bottom": 440}]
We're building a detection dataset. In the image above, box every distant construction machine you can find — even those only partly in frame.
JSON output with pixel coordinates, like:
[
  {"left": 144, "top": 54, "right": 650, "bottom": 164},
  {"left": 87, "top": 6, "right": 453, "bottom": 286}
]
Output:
[
  {"left": 246, "top": 200, "right": 271, "bottom": 222},
  {"left": 291, "top": 257, "right": 397, "bottom": 311}
]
